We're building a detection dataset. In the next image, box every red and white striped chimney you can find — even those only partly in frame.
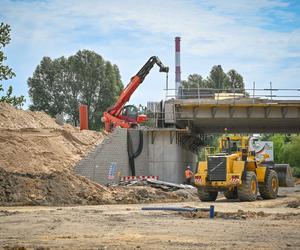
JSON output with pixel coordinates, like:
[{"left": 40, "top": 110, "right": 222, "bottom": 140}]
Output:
[{"left": 175, "top": 37, "right": 181, "bottom": 98}]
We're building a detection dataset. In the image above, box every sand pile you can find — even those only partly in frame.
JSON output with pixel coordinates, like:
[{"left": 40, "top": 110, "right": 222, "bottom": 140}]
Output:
[
  {"left": 0, "top": 103, "right": 109, "bottom": 205},
  {"left": 0, "top": 103, "right": 61, "bottom": 130},
  {"left": 0, "top": 103, "right": 103, "bottom": 174},
  {"left": 0, "top": 103, "right": 196, "bottom": 205}
]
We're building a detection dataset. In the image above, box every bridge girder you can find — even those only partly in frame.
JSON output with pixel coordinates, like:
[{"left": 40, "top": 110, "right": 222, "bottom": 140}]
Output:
[{"left": 164, "top": 99, "right": 300, "bottom": 134}]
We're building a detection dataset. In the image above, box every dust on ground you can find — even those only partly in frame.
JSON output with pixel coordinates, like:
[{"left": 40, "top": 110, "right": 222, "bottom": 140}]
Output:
[{"left": 0, "top": 187, "right": 299, "bottom": 250}]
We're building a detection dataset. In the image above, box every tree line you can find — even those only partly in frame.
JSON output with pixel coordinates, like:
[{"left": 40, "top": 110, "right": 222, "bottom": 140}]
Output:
[
  {"left": 181, "top": 65, "right": 245, "bottom": 92},
  {"left": 28, "top": 50, "right": 123, "bottom": 130}
]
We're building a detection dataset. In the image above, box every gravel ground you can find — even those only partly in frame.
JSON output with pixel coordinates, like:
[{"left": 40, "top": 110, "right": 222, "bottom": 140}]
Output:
[{"left": 0, "top": 186, "right": 299, "bottom": 250}]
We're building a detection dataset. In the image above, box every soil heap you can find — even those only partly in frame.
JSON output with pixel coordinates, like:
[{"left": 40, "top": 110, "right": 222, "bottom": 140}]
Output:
[{"left": 0, "top": 103, "right": 197, "bottom": 205}]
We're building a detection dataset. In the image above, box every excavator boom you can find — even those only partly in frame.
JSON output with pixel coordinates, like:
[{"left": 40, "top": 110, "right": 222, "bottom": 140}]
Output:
[{"left": 103, "top": 56, "right": 169, "bottom": 132}]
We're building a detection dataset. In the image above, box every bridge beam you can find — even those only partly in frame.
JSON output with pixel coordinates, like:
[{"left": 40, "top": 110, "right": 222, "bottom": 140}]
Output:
[{"left": 166, "top": 99, "right": 300, "bottom": 133}]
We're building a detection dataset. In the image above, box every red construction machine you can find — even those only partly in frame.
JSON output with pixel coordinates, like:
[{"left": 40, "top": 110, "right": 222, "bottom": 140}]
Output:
[{"left": 102, "top": 56, "right": 169, "bottom": 132}]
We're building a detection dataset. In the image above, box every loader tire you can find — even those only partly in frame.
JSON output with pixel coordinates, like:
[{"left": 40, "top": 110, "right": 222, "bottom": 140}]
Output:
[
  {"left": 259, "top": 170, "right": 278, "bottom": 199},
  {"left": 224, "top": 188, "right": 238, "bottom": 200},
  {"left": 238, "top": 171, "right": 258, "bottom": 202},
  {"left": 197, "top": 188, "right": 218, "bottom": 202}
]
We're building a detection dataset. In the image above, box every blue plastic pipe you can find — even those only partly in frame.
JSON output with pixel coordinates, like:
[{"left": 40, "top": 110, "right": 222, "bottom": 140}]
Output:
[{"left": 210, "top": 205, "right": 214, "bottom": 219}]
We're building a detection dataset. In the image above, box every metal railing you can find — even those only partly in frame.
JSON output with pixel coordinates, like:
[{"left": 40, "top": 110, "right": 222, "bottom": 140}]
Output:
[{"left": 164, "top": 83, "right": 300, "bottom": 103}]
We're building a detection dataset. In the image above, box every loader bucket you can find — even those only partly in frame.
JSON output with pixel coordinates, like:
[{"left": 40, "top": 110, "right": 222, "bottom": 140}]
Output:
[{"left": 274, "top": 164, "right": 294, "bottom": 187}]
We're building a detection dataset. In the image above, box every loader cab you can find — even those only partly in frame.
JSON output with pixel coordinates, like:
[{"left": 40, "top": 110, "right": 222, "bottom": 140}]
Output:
[
  {"left": 220, "top": 137, "right": 240, "bottom": 154},
  {"left": 219, "top": 136, "right": 249, "bottom": 155}
]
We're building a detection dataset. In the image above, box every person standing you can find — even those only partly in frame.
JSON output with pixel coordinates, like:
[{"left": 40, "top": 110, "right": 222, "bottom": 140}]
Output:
[{"left": 185, "top": 166, "right": 194, "bottom": 185}]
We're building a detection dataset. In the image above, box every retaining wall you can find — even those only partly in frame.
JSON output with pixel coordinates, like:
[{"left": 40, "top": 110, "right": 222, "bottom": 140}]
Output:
[{"left": 74, "top": 128, "right": 197, "bottom": 184}]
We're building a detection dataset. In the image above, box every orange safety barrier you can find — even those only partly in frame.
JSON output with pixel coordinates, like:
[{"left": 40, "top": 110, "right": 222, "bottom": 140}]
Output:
[{"left": 79, "top": 104, "right": 88, "bottom": 130}]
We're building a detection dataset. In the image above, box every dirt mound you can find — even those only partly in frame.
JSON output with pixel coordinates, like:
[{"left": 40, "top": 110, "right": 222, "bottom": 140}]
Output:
[
  {"left": 0, "top": 129, "right": 102, "bottom": 174},
  {"left": 0, "top": 103, "right": 103, "bottom": 174},
  {"left": 0, "top": 167, "right": 113, "bottom": 205},
  {"left": 0, "top": 167, "right": 197, "bottom": 206},
  {"left": 0, "top": 103, "right": 61, "bottom": 130},
  {"left": 110, "top": 186, "right": 198, "bottom": 204},
  {"left": 0, "top": 103, "right": 108, "bottom": 205}
]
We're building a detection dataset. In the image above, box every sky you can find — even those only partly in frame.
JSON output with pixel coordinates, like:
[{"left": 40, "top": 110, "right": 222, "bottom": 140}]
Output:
[{"left": 1, "top": 0, "right": 300, "bottom": 107}]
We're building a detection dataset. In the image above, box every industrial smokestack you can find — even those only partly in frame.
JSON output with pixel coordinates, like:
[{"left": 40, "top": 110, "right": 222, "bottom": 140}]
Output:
[{"left": 175, "top": 37, "right": 181, "bottom": 99}]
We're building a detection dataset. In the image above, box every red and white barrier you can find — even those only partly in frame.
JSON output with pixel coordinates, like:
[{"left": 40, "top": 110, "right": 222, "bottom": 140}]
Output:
[{"left": 121, "top": 176, "right": 159, "bottom": 182}]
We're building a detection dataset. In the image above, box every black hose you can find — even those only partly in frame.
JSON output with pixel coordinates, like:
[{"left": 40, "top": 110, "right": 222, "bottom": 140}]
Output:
[
  {"left": 133, "top": 130, "right": 143, "bottom": 158},
  {"left": 127, "top": 133, "right": 135, "bottom": 176},
  {"left": 127, "top": 130, "right": 144, "bottom": 176}
]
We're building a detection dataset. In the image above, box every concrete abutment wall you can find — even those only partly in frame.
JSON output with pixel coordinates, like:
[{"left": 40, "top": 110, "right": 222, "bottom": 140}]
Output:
[{"left": 74, "top": 128, "right": 197, "bottom": 184}]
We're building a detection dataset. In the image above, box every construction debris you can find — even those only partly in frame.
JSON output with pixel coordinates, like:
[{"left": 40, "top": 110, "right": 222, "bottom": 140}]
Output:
[
  {"left": 119, "top": 178, "right": 196, "bottom": 191},
  {"left": 0, "top": 164, "right": 199, "bottom": 205},
  {"left": 286, "top": 200, "right": 300, "bottom": 208},
  {"left": 146, "top": 179, "right": 195, "bottom": 190},
  {"left": 181, "top": 209, "right": 300, "bottom": 220}
]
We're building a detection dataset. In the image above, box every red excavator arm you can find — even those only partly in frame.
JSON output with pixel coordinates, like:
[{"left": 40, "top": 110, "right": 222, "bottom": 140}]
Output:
[{"left": 102, "top": 56, "right": 169, "bottom": 132}]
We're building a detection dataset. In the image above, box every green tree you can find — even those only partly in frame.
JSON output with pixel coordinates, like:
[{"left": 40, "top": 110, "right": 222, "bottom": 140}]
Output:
[
  {"left": 226, "top": 69, "right": 244, "bottom": 91},
  {"left": 280, "top": 136, "right": 300, "bottom": 166},
  {"left": 181, "top": 74, "right": 207, "bottom": 89},
  {"left": 280, "top": 136, "right": 300, "bottom": 177},
  {"left": 0, "top": 22, "right": 25, "bottom": 107},
  {"left": 268, "top": 134, "right": 286, "bottom": 163},
  {"left": 181, "top": 66, "right": 245, "bottom": 93},
  {"left": 63, "top": 55, "right": 82, "bottom": 126},
  {"left": 206, "top": 65, "right": 229, "bottom": 89},
  {"left": 263, "top": 134, "right": 300, "bottom": 177},
  {"left": 28, "top": 50, "right": 123, "bottom": 130},
  {"left": 28, "top": 57, "right": 65, "bottom": 116}
]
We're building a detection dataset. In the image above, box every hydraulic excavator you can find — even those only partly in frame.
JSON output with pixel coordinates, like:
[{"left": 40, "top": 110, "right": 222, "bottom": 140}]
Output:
[{"left": 102, "top": 56, "right": 169, "bottom": 132}]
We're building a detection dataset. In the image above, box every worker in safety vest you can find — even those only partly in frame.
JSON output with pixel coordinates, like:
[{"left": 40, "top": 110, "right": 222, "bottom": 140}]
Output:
[{"left": 185, "top": 166, "right": 194, "bottom": 185}]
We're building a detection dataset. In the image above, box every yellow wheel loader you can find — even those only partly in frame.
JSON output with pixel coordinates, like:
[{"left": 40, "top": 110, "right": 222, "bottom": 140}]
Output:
[{"left": 194, "top": 135, "right": 294, "bottom": 202}]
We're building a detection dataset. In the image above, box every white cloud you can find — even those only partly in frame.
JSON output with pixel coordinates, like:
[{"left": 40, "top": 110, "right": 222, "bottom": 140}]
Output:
[{"left": 0, "top": 0, "right": 299, "bottom": 105}]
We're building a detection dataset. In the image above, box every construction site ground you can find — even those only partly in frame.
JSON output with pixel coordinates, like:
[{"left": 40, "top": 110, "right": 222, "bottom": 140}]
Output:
[
  {"left": 1, "top": 186, "right": 299, "bottom": 250},
  {"left": 1, "top": 104, "right": 300, "bottom": 249}
]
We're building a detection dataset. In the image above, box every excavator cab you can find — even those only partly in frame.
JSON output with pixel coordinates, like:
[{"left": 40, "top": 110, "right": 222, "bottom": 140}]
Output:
[
  {"left": 119, "top": 105, "right": 147, "bottom": 125},
  {"left": 120, "top": 105, "right": 139, "bottom": 123}
]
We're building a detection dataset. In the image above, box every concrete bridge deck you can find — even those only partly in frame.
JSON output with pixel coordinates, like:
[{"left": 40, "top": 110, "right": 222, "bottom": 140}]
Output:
[{"left": 164, "top": 98, "right": 300, "bottom": 133}]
